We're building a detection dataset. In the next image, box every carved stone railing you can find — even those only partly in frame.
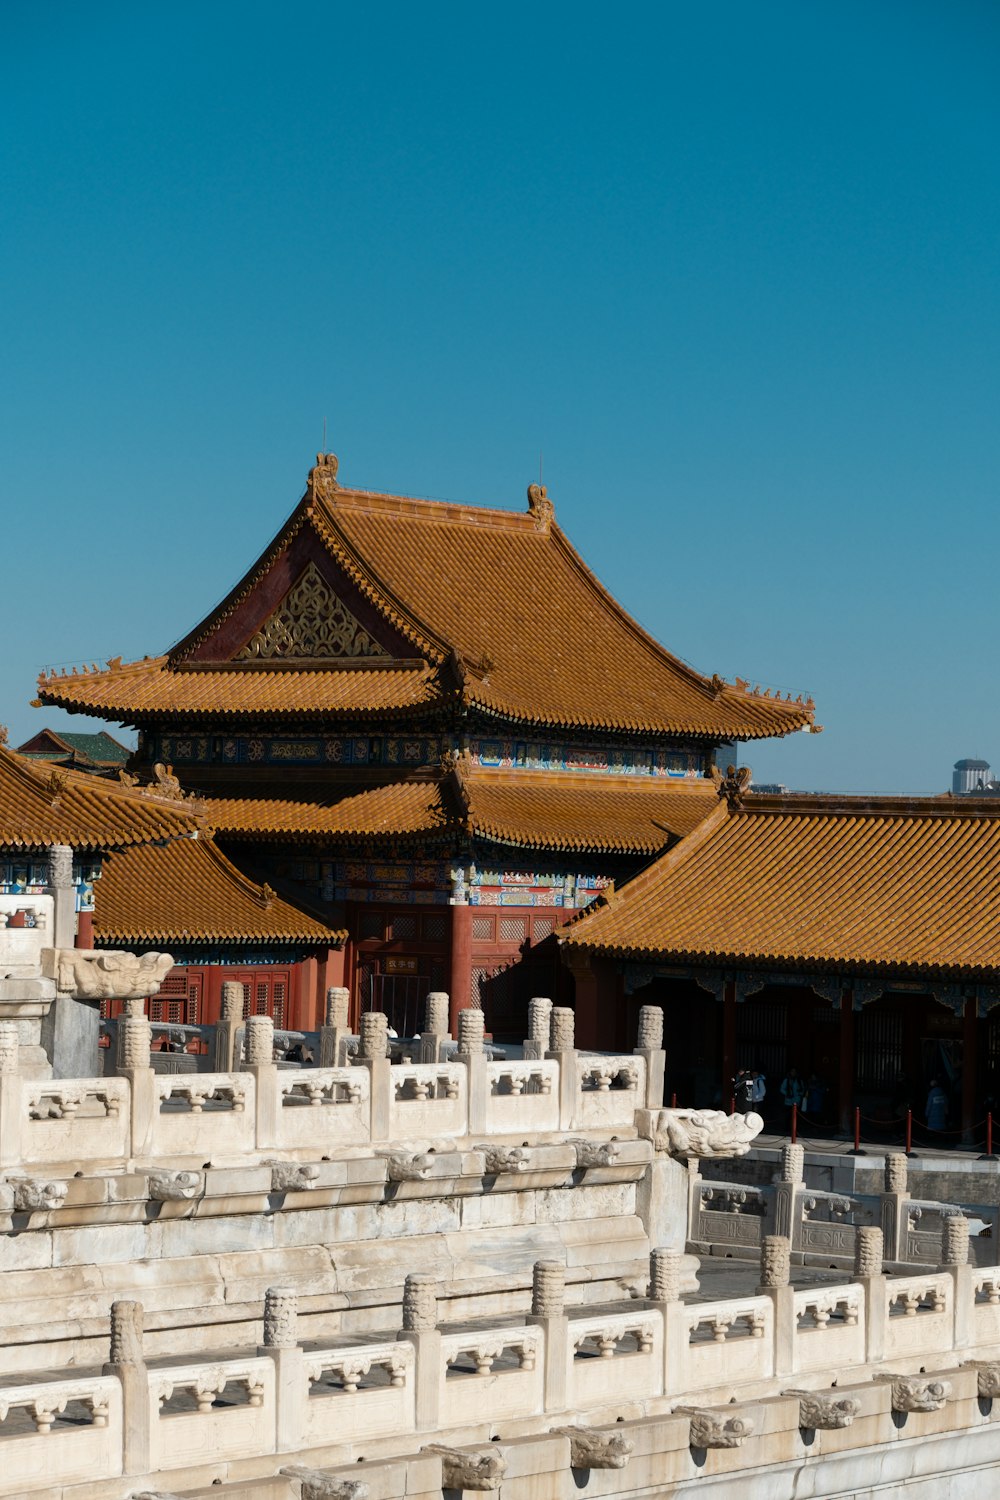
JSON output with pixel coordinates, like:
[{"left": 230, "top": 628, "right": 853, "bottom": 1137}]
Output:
[
  {"left": 440, "top": 1326, "right": 544, "bottom": 1424},
  {"left": 0, "top": 1374, "right": 122, "bottom": 1492},
  {"left": 302, "top": 1342, "right": 414, "bottom": 1445},
  {"left": 147, "top": 1356, "right": 274, "bottom": 1472}
]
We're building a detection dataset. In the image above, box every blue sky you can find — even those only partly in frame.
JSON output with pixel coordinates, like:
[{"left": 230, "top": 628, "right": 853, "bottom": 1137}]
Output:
[{"left": 2, "top": 2, "right": 998, "bottom": 791}]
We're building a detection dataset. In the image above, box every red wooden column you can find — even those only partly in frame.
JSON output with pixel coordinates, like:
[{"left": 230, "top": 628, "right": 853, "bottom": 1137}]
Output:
[
  {"left": 76, "top": 909, "right": 94, "bottom": 947},
  {"left": 721, "top": 980, "right": 737, "bottom": 1104},
  {"left": 448, "top": 904, "right": 473, "bottom": 1034},
  {"left": 565, "top": 951, "right": 601, "bottom": 1050},
  {"left": 963, "top": 995, "right": 978, "bottom": 1139},
  {"left": 838, "top": 987, "right": 855, "bottom": 1134}
]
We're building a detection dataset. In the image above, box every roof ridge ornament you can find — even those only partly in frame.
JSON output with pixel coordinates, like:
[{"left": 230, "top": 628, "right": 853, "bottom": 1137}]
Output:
[
  {"left": 309, "top": 451, "right": 340, "bottom": 505},
  {"left": 709, "top": 763, "right": 752, "bottom": 809},
  {"left": 527, "top": 482, "right": 554, "bottom": 531}
]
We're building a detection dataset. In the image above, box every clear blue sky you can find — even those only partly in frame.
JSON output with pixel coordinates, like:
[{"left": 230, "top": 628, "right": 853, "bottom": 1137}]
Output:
[{"left": 2, "top": 2, "right": 998, "bottom": 792}]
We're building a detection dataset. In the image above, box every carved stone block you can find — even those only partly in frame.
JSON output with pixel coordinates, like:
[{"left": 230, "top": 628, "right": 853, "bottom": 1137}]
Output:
[
  {"left": 553, "top": 1426, "right": 634, "bottom": 1469},
  {"left": 424, "top": 991, "right": 449, "bottom": 1035},
  {"left": 482, "top": 1146, "right": 530, "bottom": 1174},
  {"left": 885, "top": 1152, "right": 908, "bottom": 1194},
  {"left": 109, "top": 1299, "right": 144, "bottom": 1365},
  {"left": 942, "top": 1214, "right": 970, "bottom": 1266},
  {"left": 0, "top": 1021, "right": 19, "bottom": 1074},
  {"left": 359, "top": 1010, "right": 388, "bottom": 1059},
  {"left": 572, "top": 1139, "right": 620, "bottom": 1170},
  {"left": 636, "top": 1005, "right": 663, "bottom": 1051},
  {"left": 325, "top": 986, "right": 350, "bottom": 1029},
  {"left": 532, "top": 1259, "right": 565, "bottom": 1317},
  {"left": 402, "top": 1273, "right": 437, "bottom": 1331},
  {"left": 220, "top": 980, "right": 245, "bottom": 1022},
  {"left": 965, "top": 1361, "right": 1000, "bottom": 1399},
  {"left": 854, "top": 1225, "right": 884, "bottom": 1277},
  {"left": 245, "top": 1014, "right": 275, "bottom": 1065},
  {"left": 786, "top": 1391, "right": 862, "bottom": 1429},
  {"left": 550, "top": 1006, "right": 575, "bottom": 1051},
  {"left": 148, "top": 1170, "right": 203, "bottom": 1202},
  {"left": 383, "top": 1151, "right": 434, "bottom": 1182},
  {"left": 875, "top": 1373, "right": 951, "bottom": 1412},
  {"left": 760, "top": 1234, "right": 791, "bottom": 1288},
  {"left": 280, "top": 1467, "right": 370, "bottom": 1500},
  {"left": 678, "top": 1407, "right": 754, "bottom": 1448},
  {"left": 457, "top": 1007, "right": 485, "bottom": 1054},
  {"left": 649, "top": 1107, "right": 764, "bottom": 1159},
  {"left": 528, "top": 996, "right": 552, "bottom": 1050},
  {"left": 269, "top": 1161, "right": 320, "bottom": 1193},
  {"left": 423, "top": 1445, "right": 506, "bottom": 1490},
  {"left": 649, "top": 1248, "right": 683, "bottom": 1303},
  {"left": 12, "top": 1178, "right": 68, "bottom": 1212},
  {"left": 263, "top": 1286, "right": 298, "bottom": 1349},
  {"left": 779, "top": 1142, "right": 805, "bottom": 1183}
]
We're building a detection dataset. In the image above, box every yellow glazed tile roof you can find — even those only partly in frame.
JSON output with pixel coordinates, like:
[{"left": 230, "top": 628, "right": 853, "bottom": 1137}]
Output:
[
  {"left": 203, "top": 769, "right": 718, "bottom": 855},
  {"left": 562, "top": 792, "right": 1000, "bottom": 978},
  {"left": 94, "top": 836, "right": 342, "bottom": 945},
  {"left": 37, "top": 462, "right": 816, "bottom": 741},
  {"left": 37, "top": 656, "right": 442, "bottom": 720},
  {"left": 0, "top": 742, "right": 201, "bottom": 850}
]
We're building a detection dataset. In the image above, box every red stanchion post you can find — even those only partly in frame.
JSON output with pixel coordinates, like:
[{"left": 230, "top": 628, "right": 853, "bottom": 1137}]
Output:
[
  {"left": 854, "top": 1107, "right": 861, "bottom": 1152},
  {"left": 730, "top": 1095, "right": 736, "bottom": 1116},
  {"left": 791, "top": 1102, "right": 798, "bottom": 1144},
  {"left": 670, "top": 1092, "right": 677, "bottom": 1108},
  {"left": 989, "top": 1113, "right": 994, "bottom": 1157},
  {"left": 906, "top": 1108, "right": 913, "bottom": 1155}
]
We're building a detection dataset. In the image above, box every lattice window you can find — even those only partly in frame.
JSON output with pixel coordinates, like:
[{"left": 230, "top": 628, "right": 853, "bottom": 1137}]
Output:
[
  {"left": 856, "top": 1007, "right": 904, "bottom": 1091},
  {"left": 360, "top": 912, "right": 384, "bottom": 941},
  {"left": 472, "top": 916, "right": 494, "bottom": 942},
  {"left": 272, "top": 979, "right": 286, "bottom": 1030},
  {"left": 390, "top": 914, "right": 417, "bottom": 940},
  {"left": 498, "top": 917, "right": 526, "bottom": 944},
  {"left": 254, "top": 981, "right": 269, "bottom": 1016},
  {"left": 422, "top": 914, "right": 447, "bottom": 942},
  {"left": 470, "top": 967, "right": 490, "bottom": 1007},
  {"left": 236, "top": 562, "right": 385, "bottom": 660},
  {"left": 532, "top": 918, "right": 555, "bottom": 941}
]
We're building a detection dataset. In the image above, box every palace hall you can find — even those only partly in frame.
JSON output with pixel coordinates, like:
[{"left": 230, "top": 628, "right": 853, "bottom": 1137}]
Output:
[
  {"left": 36, "top": 453, "right": 816, "bottom": 1042},
  {"left": 560, "top": 769, "right": 1000, "bottom": 1138}
]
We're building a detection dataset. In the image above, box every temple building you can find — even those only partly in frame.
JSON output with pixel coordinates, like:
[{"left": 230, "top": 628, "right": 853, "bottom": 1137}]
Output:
[
  {"left": 35, "top": 453, "right": 817, "bottom": 1039},
  {"left": 560, "top": 771, "right": 1000, "bottom": 1136}
]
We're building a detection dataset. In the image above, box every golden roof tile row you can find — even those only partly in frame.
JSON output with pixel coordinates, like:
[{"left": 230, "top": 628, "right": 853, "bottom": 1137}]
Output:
[
  {"left": 203, "top": 770, "right": 717, "bottom": 855},
  {"left": 562, "top": 794, "right": 1000, "bottom": 978},
  {"left": 37, "top": 657, "right": 442, "bottom": 719},
  {"left": 0, "top": 742, "right": 201, "bottom": 850},
  {"left": 36, "top": 465, "right": 816, "bottom": 741},
  {"left": 94, "top": 836, "right": 342, "bottom": 946}
]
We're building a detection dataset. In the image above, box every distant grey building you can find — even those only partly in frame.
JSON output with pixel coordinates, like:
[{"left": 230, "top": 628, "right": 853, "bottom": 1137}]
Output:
[{"left": 953, "top": 758, "right": 992, "bottom": 795}]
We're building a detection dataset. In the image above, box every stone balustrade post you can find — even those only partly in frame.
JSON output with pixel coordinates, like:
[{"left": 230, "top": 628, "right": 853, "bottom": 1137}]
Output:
[
  {"left": 419, "top": 991, "right": 450, "bottom": 1064},
  {"left": 46, "top": 843, "right": 77, "bottom": 951},
  {"left": 0, "top": 1022, "right": 23, "bottom": 1169},
  {"left": 245, "top": 1014, "right": 279, "bottom": 1151},
  {"left": 773, "top": 1142, "right": 805, "bottom": 1240},
  {"left": 546, "top": 1006, "right": 578, "bottom": 1130},
  {"left": 118, "top": 1016, "right": 155, "bottom": 1159},
  {"left": 634, "top": 1004, "right": 666, "bottom": 1109},
  {"left": 213, "top": 981, "right": 244, "bottom": 1072},
  {"left": 648, "top": 1249, "right": 686, "bottom": 1397},
  {"left": 355, "top": 1010, "right": 391, "bottom": 1141},
  {"left": 398, "top": 1273, "right": 442, "bottom": 1430},
  {"left": 942, "top": 1216, "right": 974, "bottom": 1349},
  {"left": 103, "top": 1300, "right": 149, "bottom": 1475},
  {"left": 258, "top": 1286, "right": 304, "bottom": 1451},
  {"left": 526, "top": 1259, "right": 568, "bottom": 1412},
  {"left": 319, "top": 986, "right": 353, "bottom": 1068},
  {"left": 880, "top": 1153, "right": 910, "bottom": 1263},
  {"left": 524, "top": 996, "right": 553, "bottom": 1062},
  {"left": 456, "top": 1006, "right": 487, "bottom": 1134},
  {"left": 854, "top": 1226, "right": 886, "bottom": 1363},
  {"left": 758, "top": 1234, "right": 795, "bottom": 1376}
]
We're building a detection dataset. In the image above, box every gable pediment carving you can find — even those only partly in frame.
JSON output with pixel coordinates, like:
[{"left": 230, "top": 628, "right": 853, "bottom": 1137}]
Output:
[{"left": 236, "top": 562, "right": 388, "bottom": 662}]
